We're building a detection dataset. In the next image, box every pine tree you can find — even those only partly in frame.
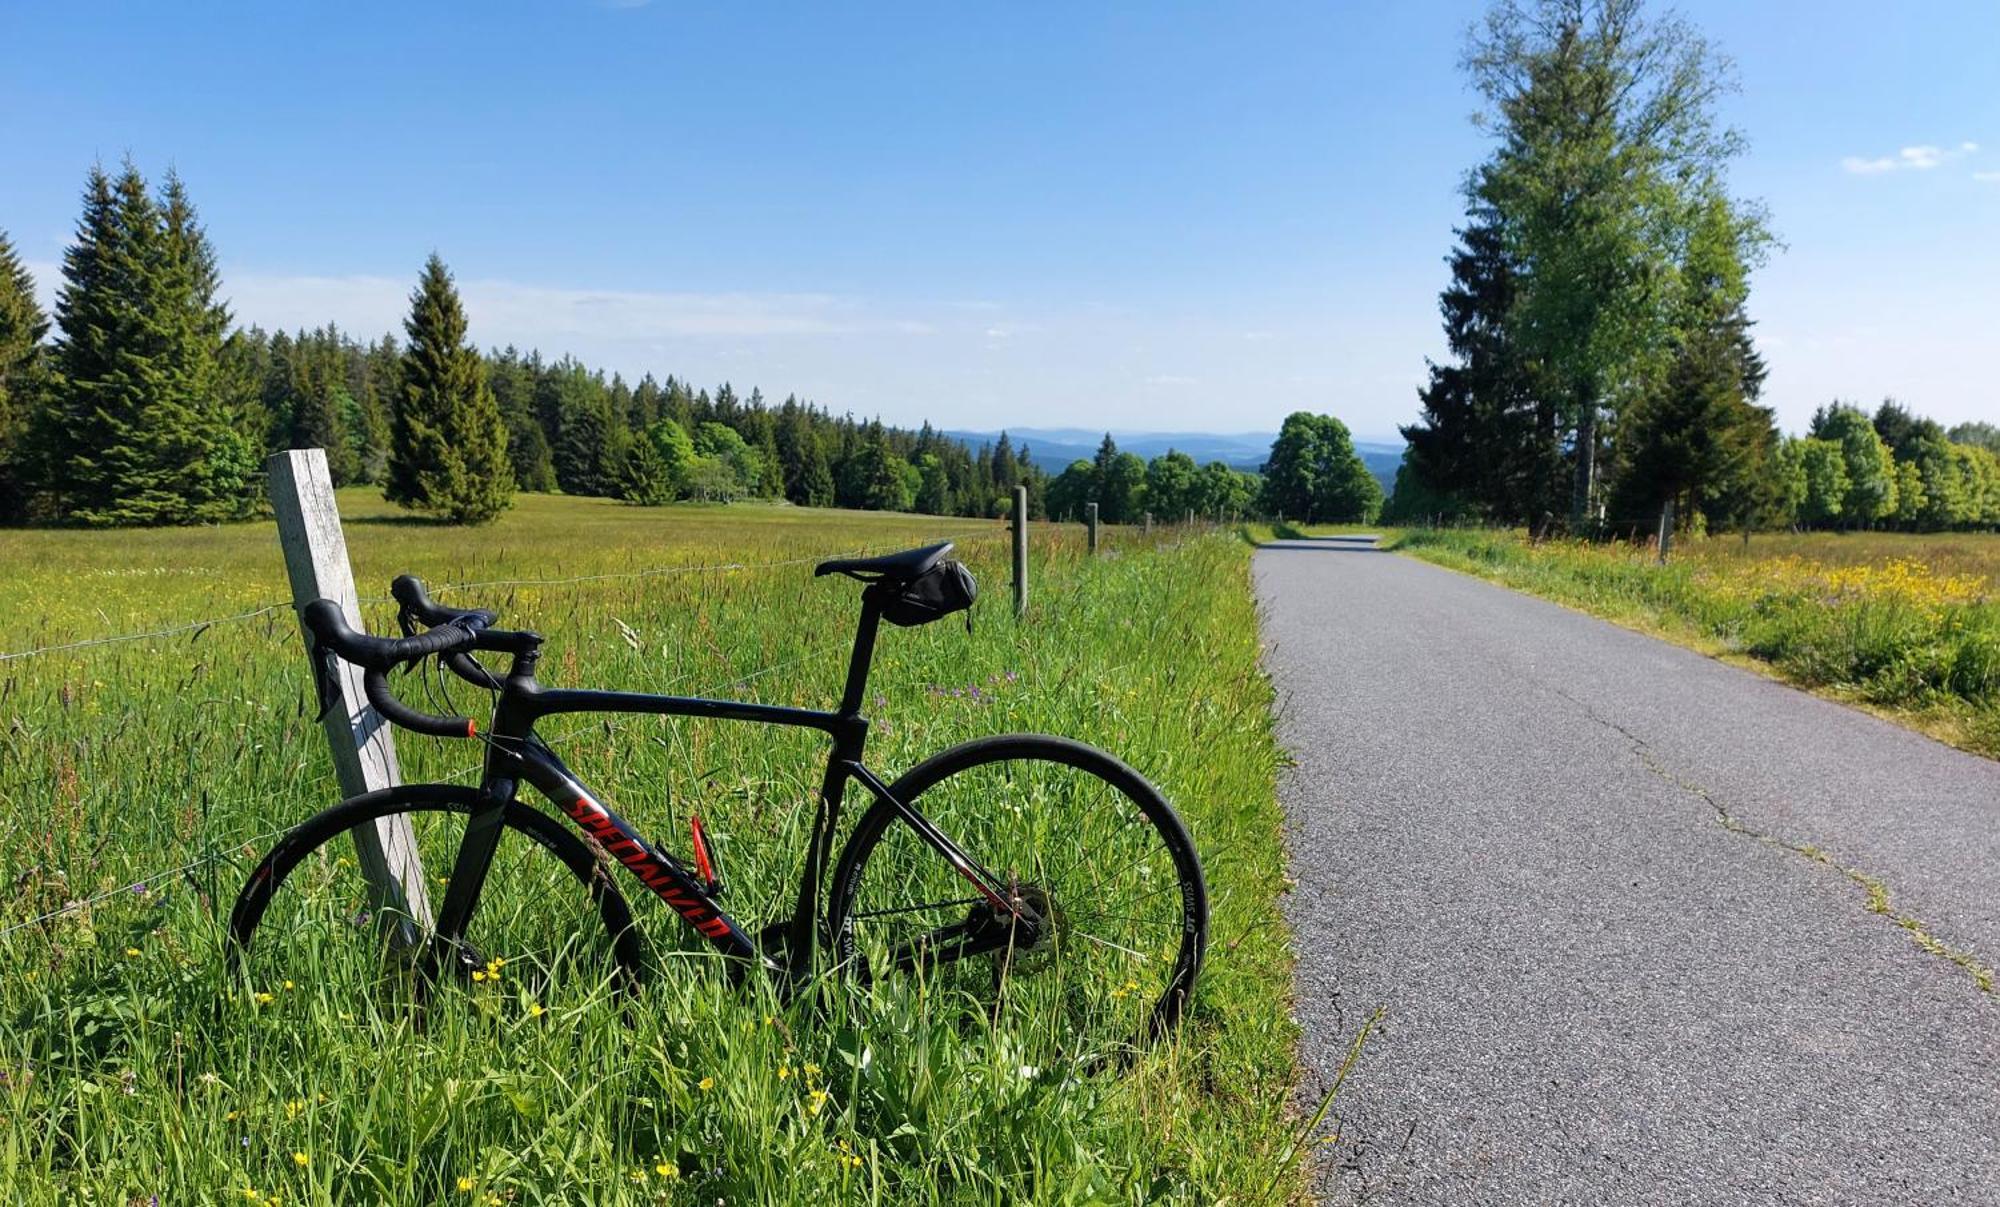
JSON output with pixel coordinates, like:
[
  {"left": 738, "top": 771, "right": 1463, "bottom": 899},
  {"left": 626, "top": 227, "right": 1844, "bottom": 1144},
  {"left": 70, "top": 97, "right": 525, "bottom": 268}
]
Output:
[
  {"left": 486, "top": 346, "right": 555, "bottom": 491},
  {"left": 386, "top": 254, "right": 513, "bottom": 524},
  {"left": 49, "top": 163, "right": 255, "bottom": 525},
  {"left": 1401, "top": 209, "right": 1561, "bottom": 524},
  {"left": 991, "top": 432, "right": 1019, "bottom": 489},
  {"left": 283, "top": 325, "right": 355, "bottom": 484},
  {"left": 545, "top": 359, "right": 614, "bottom": 496},
  {"left": 616, "top": 434, "right": 675, "bottom": 505},
  {"left": 0, "top": 230, "right": 49, "bottom": 521}
]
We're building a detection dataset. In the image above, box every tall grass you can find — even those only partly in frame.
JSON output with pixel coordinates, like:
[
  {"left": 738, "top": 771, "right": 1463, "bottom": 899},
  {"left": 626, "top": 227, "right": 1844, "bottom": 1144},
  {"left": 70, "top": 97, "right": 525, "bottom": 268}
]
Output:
[
  {"left": 1392, "top": 527, "right": 2000, "bottom": 756},
  {"left": 0, "top": 494, "right": 1301, "bottom": 1203}
]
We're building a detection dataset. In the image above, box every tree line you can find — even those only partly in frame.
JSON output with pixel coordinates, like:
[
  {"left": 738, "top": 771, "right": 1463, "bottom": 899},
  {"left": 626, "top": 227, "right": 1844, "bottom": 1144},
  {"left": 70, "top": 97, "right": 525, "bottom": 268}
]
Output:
[
  {"left": 1380, "top": 0, "right": 1999, "bottom": 537},
  {"left": 0, "top": 162, "right": 1386, "bottom": 529},
  {"left": 0, "top": 165, "right": 1064, "bottom": 527}
]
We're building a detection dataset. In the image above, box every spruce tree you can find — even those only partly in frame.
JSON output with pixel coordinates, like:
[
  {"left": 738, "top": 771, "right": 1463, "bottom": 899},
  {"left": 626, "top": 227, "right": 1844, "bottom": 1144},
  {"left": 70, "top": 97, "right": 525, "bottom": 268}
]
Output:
[
  {"left": 0, "top": 230, "right": 49, "bottom": 521},
  {"left": 50, "top": 163, "right": 254, "bottom": 525},
  {"left": 386, "top": 255, "right": 513, "bottom": 524},
  {"left": 616, "top": 435, "right": 675, "bottom": 505},
  {"left": 1402, "top": 209, "right": 1560, "bottom": 524}
]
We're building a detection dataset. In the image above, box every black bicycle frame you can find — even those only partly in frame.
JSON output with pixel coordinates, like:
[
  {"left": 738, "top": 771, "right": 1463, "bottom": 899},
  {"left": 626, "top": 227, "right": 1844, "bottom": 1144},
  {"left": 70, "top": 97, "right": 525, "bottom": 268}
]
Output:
[{"left": 425, "top": 595, "right": 1019, "bottom": 980}]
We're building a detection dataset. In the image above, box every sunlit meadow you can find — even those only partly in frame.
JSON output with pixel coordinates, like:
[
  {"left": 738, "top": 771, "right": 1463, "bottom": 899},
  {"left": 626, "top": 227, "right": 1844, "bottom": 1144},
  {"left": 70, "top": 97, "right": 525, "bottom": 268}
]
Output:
[
  {"left": 0, "top": 493, "right": 1304, "bottom": 1204},
  {"left": 1392, "top": 527, "right": 2000, "bottom": 756}
]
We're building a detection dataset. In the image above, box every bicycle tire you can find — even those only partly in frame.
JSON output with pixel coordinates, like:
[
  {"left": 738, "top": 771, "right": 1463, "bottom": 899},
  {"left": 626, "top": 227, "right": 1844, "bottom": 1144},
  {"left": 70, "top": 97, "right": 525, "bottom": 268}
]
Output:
[
  {"left": 825, "top": 734, "right": 1208, "bottom": 1053},
  {"left": 229, "top": 784, "right": 644, "bottom": 996}
]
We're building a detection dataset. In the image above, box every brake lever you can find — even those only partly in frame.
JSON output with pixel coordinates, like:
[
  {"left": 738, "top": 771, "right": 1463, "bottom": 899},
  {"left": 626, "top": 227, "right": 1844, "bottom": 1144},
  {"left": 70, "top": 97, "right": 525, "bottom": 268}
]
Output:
[{"left": 310, "top": 645, "right": 342, "bottom": 722}]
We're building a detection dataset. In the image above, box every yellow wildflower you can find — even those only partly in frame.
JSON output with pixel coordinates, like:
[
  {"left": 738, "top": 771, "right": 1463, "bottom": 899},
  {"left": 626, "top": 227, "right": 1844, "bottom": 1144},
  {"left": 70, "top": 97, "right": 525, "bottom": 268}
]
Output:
[
  {"left": 124, "top": 946, "right": 141, "bottom": 958},
  {"left": 457, "top": 1176, "right": 475, "bottom": 1192},
  {"left": 254, "top": 992, "right": 274, "bottom": 1005},
  {"left": 698, "top": 1075, "right": 715, "bottom": 1092},
  {"left": 292, "top": 1151, "right": 309, "bottom": 1167},
  {"left": 527, "top": 1002, "right": 546, "bottom": 1018},
  {"left": 807, "top": 1089, "right": 829, "bottom": 1116}
]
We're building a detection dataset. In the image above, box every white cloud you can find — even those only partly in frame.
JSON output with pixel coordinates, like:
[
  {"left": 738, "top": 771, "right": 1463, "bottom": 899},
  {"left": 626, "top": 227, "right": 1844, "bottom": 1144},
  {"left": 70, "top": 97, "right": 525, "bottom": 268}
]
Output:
[
  {"left": 210, "top": 271, "right": 936, "bottom": 344},
  {"left": 23, "top": 261, "right": 933, "bottom": 343},
  {"left": 1842, "top": 141, "right": 1979, "bottom": 174}
]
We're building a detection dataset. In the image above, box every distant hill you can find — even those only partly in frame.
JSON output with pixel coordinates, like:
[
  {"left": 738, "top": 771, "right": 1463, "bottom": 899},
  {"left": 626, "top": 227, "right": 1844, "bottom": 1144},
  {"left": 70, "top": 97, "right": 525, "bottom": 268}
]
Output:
[{"left": 947, "top": 427, "right": 1403, "bottom": 493}]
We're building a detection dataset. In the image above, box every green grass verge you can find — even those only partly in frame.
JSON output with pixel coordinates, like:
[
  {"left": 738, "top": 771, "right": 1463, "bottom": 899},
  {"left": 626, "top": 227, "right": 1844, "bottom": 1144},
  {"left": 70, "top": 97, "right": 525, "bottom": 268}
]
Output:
[
  {"left": 0, "top": 494, "right": 1303, "bottom": 1204},
  {"left": 1389, "top": 527, "right": 2000, "bottom": 758}
]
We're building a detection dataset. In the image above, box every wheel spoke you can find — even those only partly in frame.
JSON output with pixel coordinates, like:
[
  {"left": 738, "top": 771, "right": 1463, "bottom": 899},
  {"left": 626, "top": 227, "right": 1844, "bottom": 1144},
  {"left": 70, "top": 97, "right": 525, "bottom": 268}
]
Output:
[
  {"left": 850, "top": 895, "right": 982, "bottom": 921},
  {"left": 1074, "top": 930, "right": 1151, "bottom": 961},
  {"left": 829, "top": 746, "right": 1207, "bottom": 1054}
]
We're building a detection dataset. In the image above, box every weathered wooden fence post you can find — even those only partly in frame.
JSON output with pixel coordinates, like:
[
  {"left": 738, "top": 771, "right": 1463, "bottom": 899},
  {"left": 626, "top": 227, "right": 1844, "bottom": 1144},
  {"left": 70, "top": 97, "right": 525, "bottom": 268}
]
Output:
[
  {"left": 1656, "top": 498, "right": 1675, "bottom": 565},
  {"left": 1086, "top": 502, "right": 1099, "bottom": 554},
  {"left": 1143, "top": 511, "right": 1152, "bottom": 536},
  {"left": 1011, "top": 485, "right": 1029, "bottom": 619},
  {"left": 268, "top": 449, "right": 433, "bottom": 945}
]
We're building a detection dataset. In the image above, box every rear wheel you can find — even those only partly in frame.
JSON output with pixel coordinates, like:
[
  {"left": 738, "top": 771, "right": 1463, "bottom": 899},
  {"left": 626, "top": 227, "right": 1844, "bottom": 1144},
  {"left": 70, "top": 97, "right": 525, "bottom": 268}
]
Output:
[
  {"left": 228, "top": 785, "right": 643, "bottom": 1004},
  {"left": 826, "top": 735, "right": 1207, "bottom": 1060}
]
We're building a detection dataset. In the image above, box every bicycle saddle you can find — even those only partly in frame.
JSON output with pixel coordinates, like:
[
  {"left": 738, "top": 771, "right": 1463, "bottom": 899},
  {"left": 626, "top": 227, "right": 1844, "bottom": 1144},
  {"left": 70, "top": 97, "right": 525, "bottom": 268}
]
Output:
[{"left": 814, "top": 541, "right": 953, "bottom": 584}]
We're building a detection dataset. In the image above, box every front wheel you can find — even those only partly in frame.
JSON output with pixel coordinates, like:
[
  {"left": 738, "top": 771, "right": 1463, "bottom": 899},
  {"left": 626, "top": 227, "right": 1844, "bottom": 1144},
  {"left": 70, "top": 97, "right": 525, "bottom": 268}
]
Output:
[
  {"left": 228, "top": 785, "right": 645, "bottom": 1003},
  {"left": 826, "top": 735, "right": 1207, "bottom": 1058}
]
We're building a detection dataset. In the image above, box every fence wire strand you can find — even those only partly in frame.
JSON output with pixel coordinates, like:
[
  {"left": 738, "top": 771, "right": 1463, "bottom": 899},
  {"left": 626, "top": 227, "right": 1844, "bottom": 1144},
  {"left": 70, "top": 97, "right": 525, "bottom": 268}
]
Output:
[
  {"left": 1, "top": 527, "right": 1011, "bottom": 935},
  {"left": 0, "top": 820, "right": 296, "bottom": 939},
  {"left": 0, "top": 527, "right": 1005, "bottom": 664}
]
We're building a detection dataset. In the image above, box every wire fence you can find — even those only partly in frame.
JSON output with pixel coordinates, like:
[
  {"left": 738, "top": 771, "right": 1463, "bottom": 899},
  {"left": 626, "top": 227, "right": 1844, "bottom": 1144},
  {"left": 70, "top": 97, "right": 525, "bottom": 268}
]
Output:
[
  {"left": 0, "top": 514, "right": 1232, "bottom": 942},
  {"left": 0, "top": 819, "right": 296, "bottom": 940},
  {"left": 0, "top": 526, "right": 1007, "bottom": 665},
  {"left": 0, "top": 525, "right": 1021, "bottom": 938}
]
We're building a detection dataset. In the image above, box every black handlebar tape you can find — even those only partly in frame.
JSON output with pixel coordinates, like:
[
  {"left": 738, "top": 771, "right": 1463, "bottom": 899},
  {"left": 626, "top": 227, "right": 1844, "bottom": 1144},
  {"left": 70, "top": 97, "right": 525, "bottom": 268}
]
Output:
[
  {"left": 362, "top": 668, "right": 478, "bottom": 739},
  {"left": 300, "top": 598, "right": 486, "bottom": 738},
  {"left": 300, "top": 599, "right": 480, "bottom": 671},
  {"left": 390, "top": 575, "right": 498, "bottom": 630},
  {"left": 443, "top": 650, "right": 505, "bottom": 691}
]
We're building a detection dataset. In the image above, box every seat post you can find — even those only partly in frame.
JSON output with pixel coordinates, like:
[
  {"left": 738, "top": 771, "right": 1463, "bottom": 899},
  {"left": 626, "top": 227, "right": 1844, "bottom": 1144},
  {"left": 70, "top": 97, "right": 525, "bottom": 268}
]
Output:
[{"left": 837, "top": 593, "right": 883, "bottom": 717}]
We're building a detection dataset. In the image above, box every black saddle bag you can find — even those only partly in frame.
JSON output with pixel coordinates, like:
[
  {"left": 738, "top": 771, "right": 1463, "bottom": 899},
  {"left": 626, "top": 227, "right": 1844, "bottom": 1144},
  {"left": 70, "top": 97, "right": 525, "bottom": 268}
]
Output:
[{"left": 877, "top": 560, "right": 978, "bottom": 629}]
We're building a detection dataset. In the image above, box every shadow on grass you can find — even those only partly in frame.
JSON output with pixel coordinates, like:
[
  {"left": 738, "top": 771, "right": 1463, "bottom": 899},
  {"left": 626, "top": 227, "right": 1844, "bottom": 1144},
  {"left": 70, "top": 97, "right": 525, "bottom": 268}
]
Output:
[{"left": 346, "top": 513, "right": 471, "bottom": 528}]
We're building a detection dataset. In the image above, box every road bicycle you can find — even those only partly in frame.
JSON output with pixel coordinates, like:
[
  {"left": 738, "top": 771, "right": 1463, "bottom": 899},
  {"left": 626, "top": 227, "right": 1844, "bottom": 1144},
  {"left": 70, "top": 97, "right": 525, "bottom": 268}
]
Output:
[{"left": 229, "top": 542, "right": 1208, "bottom": 1051}]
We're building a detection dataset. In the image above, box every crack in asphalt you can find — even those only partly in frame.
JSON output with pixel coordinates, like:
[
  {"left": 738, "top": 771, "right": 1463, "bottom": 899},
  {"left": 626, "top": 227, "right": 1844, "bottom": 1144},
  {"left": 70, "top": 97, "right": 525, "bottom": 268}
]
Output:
[{"left": 1549, "top": 683, "right": 1998, "bottom": 997}]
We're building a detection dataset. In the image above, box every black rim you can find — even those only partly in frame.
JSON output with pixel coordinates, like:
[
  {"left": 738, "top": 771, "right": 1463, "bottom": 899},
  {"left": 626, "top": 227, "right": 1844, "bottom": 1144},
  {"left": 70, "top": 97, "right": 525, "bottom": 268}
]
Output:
[
  {"left": 828, "top": 735, "right": 1208, "bottom": 1057},
  {"left": 228, "top": 787, "right": 643, "bottom": 1001}
]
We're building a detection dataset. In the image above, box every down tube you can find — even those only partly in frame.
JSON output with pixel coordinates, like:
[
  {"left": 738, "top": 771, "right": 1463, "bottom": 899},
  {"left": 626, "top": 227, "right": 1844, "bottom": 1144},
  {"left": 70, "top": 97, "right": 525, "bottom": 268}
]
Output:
[{"left": 516, "top": 743, "right": 760, "bottom": 961}]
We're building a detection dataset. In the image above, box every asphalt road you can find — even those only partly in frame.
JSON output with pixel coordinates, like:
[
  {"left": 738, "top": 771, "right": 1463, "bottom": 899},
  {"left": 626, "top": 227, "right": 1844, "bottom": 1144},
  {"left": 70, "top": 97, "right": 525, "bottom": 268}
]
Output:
[{"left": 1254, "top": 534, "right": 2000, "bottom": 1206}]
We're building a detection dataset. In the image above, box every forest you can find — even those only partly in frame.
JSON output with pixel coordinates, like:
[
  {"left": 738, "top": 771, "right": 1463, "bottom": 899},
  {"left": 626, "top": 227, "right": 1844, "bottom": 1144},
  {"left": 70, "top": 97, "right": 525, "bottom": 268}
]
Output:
[{"left": 0, "top": 165, "right": 1388, "bottom": 530}]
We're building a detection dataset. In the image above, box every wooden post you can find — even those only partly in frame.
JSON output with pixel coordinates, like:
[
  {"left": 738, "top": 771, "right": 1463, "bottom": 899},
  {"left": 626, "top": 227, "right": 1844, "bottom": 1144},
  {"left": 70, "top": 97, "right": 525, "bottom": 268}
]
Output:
[
  {"left": 1143, "top": 511, "right": 1152, "bottom": 536},
  {"left": 1011, "top": 485, "right": 1029, "bottom": 619},
  {"left": 268, "top": 450, "right": 433, "bottom": 944},
  {"left": 1085, "top": 502, "right": 1099, "bottom": 554},
  {"left": 1657, "top": 498, "right": 1675, "bottom": 564}
]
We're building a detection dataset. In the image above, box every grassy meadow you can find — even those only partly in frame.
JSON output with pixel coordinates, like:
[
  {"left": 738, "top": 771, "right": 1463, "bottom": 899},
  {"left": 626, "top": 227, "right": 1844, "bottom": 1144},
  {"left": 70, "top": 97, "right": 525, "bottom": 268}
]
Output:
[
  {"left": 1391, "top": 527, "right": 2000, "bottom": 757},
  {"left": 0, "top": 492, "right": 1304, "bottom": 1204}
]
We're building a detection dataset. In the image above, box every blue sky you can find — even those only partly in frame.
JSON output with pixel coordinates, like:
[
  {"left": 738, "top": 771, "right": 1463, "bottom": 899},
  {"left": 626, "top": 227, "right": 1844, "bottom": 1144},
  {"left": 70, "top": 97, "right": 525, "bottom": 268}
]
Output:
[{"left": 2, "top": 1, "right": 1993, "bottom": 441}]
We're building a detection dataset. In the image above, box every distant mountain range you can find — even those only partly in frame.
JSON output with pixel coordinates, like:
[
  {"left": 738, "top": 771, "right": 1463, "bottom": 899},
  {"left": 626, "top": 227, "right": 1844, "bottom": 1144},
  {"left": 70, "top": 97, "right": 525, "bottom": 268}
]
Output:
[{"left": 945, "top": 427, "right": 1405, "bottom": 493}]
